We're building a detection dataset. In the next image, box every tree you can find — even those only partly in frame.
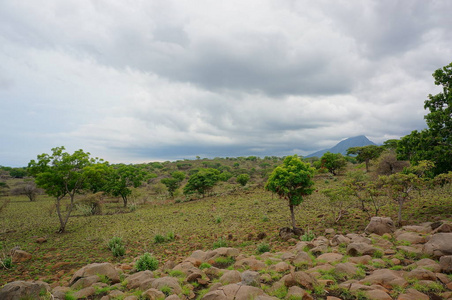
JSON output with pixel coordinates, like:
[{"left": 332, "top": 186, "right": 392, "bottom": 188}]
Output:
[
  {"left": 397, "top": 62, "right": 452, "bottom": 175},
  {"left": 27, "top": 147, "right": 103, "bottom": 233},
  {"left": 236, "top": 174, "right": 250, "bottom": 186},
  {"left": 319, "top": 152, "right": 347, "bottom": 175},
  {"left": 375, "top": 150, "right": 410, "bottom": 176},
  {"left": 183, "top": 168, "right": 220, "bottom": 197},
  {"left": 11, "top": 181, "right": 40, "bottom": 201},
  {"left": 161, "top": 171, "right": 185, "bottom": 198},
  {"left": 265, "top": 155, "right": 315, "bottom": 229},
  {"left": 105, "top": 164, "right": 148, "bottom": 207},
  {"left": 9, "top": 168, "right": 28, "bottom": 178},
  {"left": 379, "top": 173, "right": 422, "bottom": 226},
  {"left": 347, "top": 145, "right": 384, "bottom": 172}
]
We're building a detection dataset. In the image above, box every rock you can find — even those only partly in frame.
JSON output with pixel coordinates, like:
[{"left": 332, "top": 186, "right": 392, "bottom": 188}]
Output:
[
  {"left": 172, "top": 261, "right": 198, "bottom": 275},
  {"left": 283, "top": 271, "right": 318, "bottom": 290},
  {"left": 71, "top": 275, "right": 100, "bottom": 289},
  {"left": 325, "top": 228, "right": 336, "bottom": 236},
  {"left": 317, "top": 253, "right": 343, "bottom": 264},
  {"left": 270, "top": 261, "right": 291, "bottom": 272},
  {"left": 186, "top": 272, "right": 203, "bottom": 283},
  {"left": 109, "top": 290, "right": 125, "bottom": 298},
  {"left": 234, "top": 257, "right": 266, "bottom": 271},
  {"left": 346, "top": 234, "right": 372, "bottom": 244},
  {"left": 330, "top": 234, "right": 351, "bottom": 246},
  {"left": 292, "top": 252, "right": 313, "bottom": 266},
  {"left": 11, "top": 250, "right": 32, "bottom": 263},
  {"left": 287, "top": 286, "right": 314, "bottom": 300},
  {"left": 423, "top": 233, "right": 452, "bottom": 258},
  {"left": 202, "top": 284, "right": 269, "bottom": 300},
  {"left": 151, "top": 277, "right": 182, "bottom": 295},
  {"left": 396, "top": 232, "right": 426, "bottom": 244},
  {"left": 334, "top": 262, "right": 358, "bottom": 278},
  {"left": 0, "top": 281, "right": 50, "bottom": 300},
  {"left": 405, "top": 267, "right": 437, "bottom": 281},
  {"left": 363, "top": 289, "right": 392, "bottom": 300},
  {"left": 365, "top": 217, "right": 395, "bottom": 235},
  {"left": 166, "top": 295, "right": 181, "bottom": 300},
  {"left": 70, "top": 262, "right": 120, "bottom": 286},
  {"left": 126, "top": 270, "right": 155, "bottom": 290},
  {"left": 397, "top": 288, "right": 429, "bottom": 300},
  {"left": 397, "top": 246, "right": 423, "bottom": 257},
  {"left": 73, "top": 286, "right": 96, "bottom": 299},
  {"left": 241, "top": 270, "right": 260, "bottom": 286},
  {"left": 433, "top": 222, "right": 452, "bottom": 233},
  {"left": 408, "top": 258, "right": 441, "bottom": 273},
  {"left": 36, "top": 237, "right": 47, "bottom": 243},
  {"left": 402, "top": 224, "right": 432, "bottom": 234},
  {"left": 440, "top": 255, "right": 452, "bottom": 273},
  {"left": 220, "top": 270, "right": 242, "bottom": 285},
  {"left": 52, "top": 286, "right": 71, "bottom": 300},
  {"left": 347, "top": 243, "right": 377, "bottom": 256},
  {"left": 360, "top": 269, "right": 407, "bottom": 289},
  {"left": 279, "top": 227, "right": 299, "bottom": 240},
  {"left": 143, "top": 288, "right": 165, "bottom": 300},
  {"left": 349, "top": 255, "right": 372, "bottom": 265}
]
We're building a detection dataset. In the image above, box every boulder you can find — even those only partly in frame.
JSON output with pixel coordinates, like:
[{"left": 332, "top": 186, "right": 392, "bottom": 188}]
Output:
[
  {"left": 396, "top": 232, "right": 426, "bottom": 244},
  {"left": 334, "top": 263, "right": 358, "bottom": 278},
  {"left": 126, "top": 270, "right": 155, "bottom": 290},
  {"left": 330, "top": 234, "right": 351, "bottom": 246},
  {"left": 365, "top": 217, "right": 395, "bottom": 235},
  {"left": 397, "top": 288, "right": 429, "bottom": 300},
  {"left": 423, "top": 233, "right": 452, "bottom": 258},
  {"left": 11, "top": 250, "right": 32, "bottom": 263},
  {"left": 234, "top": 257, "right": 266, "bottom": 271},
  {"left": 71, "top": 275, "right": 100, "bottom": 289},
  {"left": 317, "top": 253, "right": 343, "bottom": 264},
  {"left": 405, "top": 267, "right": 437, "bottom": 281},
  {"left": 440, "top": 255, "right": 452, "bottom": 273},
  {"left": 287, "top": 286, "right": 314, "bottom": 300},
  {"left": 202, "top": 284, "right": 268, "bottom": 300},
  {"left": 73, "top": 286, "right": 96, "bottom": 299},
  {"left": 408, "top": 258, "right": 441, "bottom": 273},
  {"left": 142, "top": 288, "right": 165, "bottom": 300},
  {"left": 151, "top": 277, "right": 182, "bottom": 295},
  {"left": 241, "top": 270, "right": 260, "bottom": 286},
  {"left": 363, "top": 289, "right": 392, "bottom": 300},
  {"left": 220, "top": 270, "right": 242, "bottom": 285},
  {"left": 360, "top": 269, "right": 407, "bottom": 289},
  {"left": 270, "top": 261, "right": 291, "bottom": 272},
  {"left": 0, "top": 281, "right": 50, "bottom": 300},
  {"left": 347, "top": 243, "right": 377, "bottom": 256},
  {"left": 283, "top": 271, "right": 318, "bottom": 290},
  {"left": 70, "top": 262, "right": 120, "bottom": 286}
]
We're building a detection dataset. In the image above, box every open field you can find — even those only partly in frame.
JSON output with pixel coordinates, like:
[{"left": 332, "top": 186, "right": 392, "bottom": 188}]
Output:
[{"left": 1, "top": 162, "right": 452, "bottom": 287}]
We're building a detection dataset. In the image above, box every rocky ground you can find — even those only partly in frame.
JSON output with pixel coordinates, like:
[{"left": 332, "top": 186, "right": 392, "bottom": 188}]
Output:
[{"left": 1, "top": 217, "right": 452, "bottom": 300}]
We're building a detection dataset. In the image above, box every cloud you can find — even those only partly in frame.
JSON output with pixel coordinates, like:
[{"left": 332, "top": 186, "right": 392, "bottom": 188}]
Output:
[{"left": 0, "top": 0, "right": 451, "bottom": 166}]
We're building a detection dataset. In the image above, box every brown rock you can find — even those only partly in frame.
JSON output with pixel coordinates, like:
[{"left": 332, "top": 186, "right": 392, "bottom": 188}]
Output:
[
  {"left": 330, "top": 234, "right": 351, "bottom": 246},
  {"left": 142, "top": 288, "right": 165, "bottom": 300},
  {"left": 408, "top": 258, "right": 441, "bottom": 273},
  {"left": 270, "top": 262, "right": 291, "bottom": 272},
  {"left": 11, "top": 250, "right": 32, "bottom": 263},
  {"left": 71, "top": 275, "right": 100, "bottom": 289},
  {"left": 396, "top": 232, "right": 426, "bottom": 244},
  {"left": 36, "top": 237, "right": 47, "bottom": 244},
  {"left": 405, "top": 267, "right": 437, "bottom": 281},
  {"left": 423, "top": 233, "right": 452, "bottom": 258},
  {"left": 287, "top": 286, "right": 313, "bottom": 300},
  {"left": 397, "top": 288, "right": 429, "bottom": 300},
  {"left": 151, "top": 277, "right": 182, "bottom": 295},
  {"left": 349, "top": 255, "right": 372, "bottom": 265},
  {"left": 126, "top": 270, "right": 155, "bottom": 290},
  {"left": 220, "top": 270, "right": 242, "bottom": 285},
  {"left": 365, "top": 217, "right": 395, "bottom": 235},
  {"left": 186, "top": 272, "right": 203, "bottom": 283},
  {"left": 70, "top": 262, "right": 120, "bottom": 286},
  {"left": 334, "top": 262, "right": 358, "bottom": 278},
  {"left": 347, "top": 243, "right": 377, "bottom": 256},
  {"left": 360, "top": 269, "right": 407, "bottom": 289},
  {"left": 0, "top": 281, "right": 50, "bottom": 300},
  {"left": 364, "top": 289, "right": 392, "bottom": 300},
  {"left": 73, "top": 286, "right": 96, "bottom": 299},
  {"left": 440, "top": 255, "right": 452, "bottom": 273},
  {"left": 433, "top": 222, "right": 452, "bottom": 233},
  {"left": 241, "top": 270, "right": 260, "bottom": 286},
  {"left": 202, "top": 284, "right": 268, "bottom": 300},
  {"left": 317, "top": 253, "right": 343, "bottom": 264},
  {"left": 234, "top": 257, "right": 266, "bottom": 271},
  {"left": 283, "top": 271, "right": 318, "bottom": 290}
]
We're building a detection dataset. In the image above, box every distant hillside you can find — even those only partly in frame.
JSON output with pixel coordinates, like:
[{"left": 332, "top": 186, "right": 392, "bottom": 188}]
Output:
[{"left": 306, "top": 135, "right": 376, "bottom": 158}]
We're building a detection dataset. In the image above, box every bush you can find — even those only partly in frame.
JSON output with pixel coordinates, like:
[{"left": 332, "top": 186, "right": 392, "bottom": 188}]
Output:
[
  {"left": 257, "top": 243, "right": 271, "bottom": 254},
  {"left": 301, "top": 230, "right": 315, "bottom": 241},
  {"left": 154, "top": 234, "right": 166, "bottom": 244},
  {"left": 236, "top": 174, "right": 250, "bottom": 186},
  {"left": 76, "top": 194, "right": 103, "bottom": 216},
  {"left": 1, "top": 257, "right": 13, "bottom": 269},
  {"left": 212, "top": 238, "right": 228, "bottom": 249},
  {"left": 108, "top": 237, "right": 125, "bottom": 257},
  {"left": 135, "top": 253, "right": 159, "bottom": 271},
  {"left": 199, "top": 262, "right": 212, "bottom": 269}
]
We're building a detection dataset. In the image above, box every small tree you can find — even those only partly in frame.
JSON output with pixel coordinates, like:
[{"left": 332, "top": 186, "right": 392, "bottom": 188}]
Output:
[
  {"left": 236, "top": 174, "right": 250, "bottom": 186},
  {"left": 28, "top": 147, "right": 104, "bottom": 233},
  {"left": 183, "top": 168, "right": 220, "bottom": 197},
  {"left": 320, "top": 152, "right": 347, "bottom": 175},
  {"left": 322, "top": 186, "right": 354, "bottom": 223},
  {"left": 379, "top": 173, "right": 422, "bottom": 226},
  {"left": 105, "top": 165, "right": 148, "bottom": 207},
  {"left": 161, "top": 171, "right": 185, "bottom": 198},
  {"left": 11, "top": 181, "right": 40, "bottom": 201},
  {"left": 375, "top": 150, "right": 410, "bottom": 175},
  {"left": 347, "top": 145, "right": 384, "bottom": 172},
  {"left": 265, "top": 155, "right": 315, "bottom": 229}
]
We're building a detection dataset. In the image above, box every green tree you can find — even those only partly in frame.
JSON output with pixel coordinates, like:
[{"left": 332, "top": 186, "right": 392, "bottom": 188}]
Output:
[
  {"left": 105, "top": 165, "right": 148, "bottom": 207},
  {"left": 9, "top": 168, "right": 28, "bottom": 178},
  {"left": 320, "top": 152, "right": 347, "bottom": 175},
  {"left": 27, "top": 147, "right": 104, "bottom": 233},
  {"left": 397, "top": 62, "right": 452, "bottom": 175},
  {"left": 347, "top": 145, "right": 384, "bottom": 172},
  {"left": 265, "top": 155, "right": 315, "bottom": 229},
  {"left": 183, "top": 168, "right": 220, "bottom": 197},
  {"left": 236, "top": 174, "right": 250, "bottom": 186},
  {"left": 161, "top": 171, "right": 185, "bottom": 198}
]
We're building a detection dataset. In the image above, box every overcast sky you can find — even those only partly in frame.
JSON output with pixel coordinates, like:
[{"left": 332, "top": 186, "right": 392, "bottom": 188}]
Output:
[{"left": 1, "top": 1, "right": 451, "bottom": 167}]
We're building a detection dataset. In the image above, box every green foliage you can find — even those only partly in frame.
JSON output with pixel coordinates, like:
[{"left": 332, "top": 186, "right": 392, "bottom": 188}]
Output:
[
  {"left": 397, "top": 62, "right": 452, "bottom": 175},
  {"left": 161, "top": 171, "right": 185, "bottom": 198},
  {"left": 135, "top": 253, "right": 159, "bottom": 271},
  {"left": 213, "top": 256, "right": 235, "bottom": 268},
  {"left": 218, "top": 171, "right": 233, "bottom": 182},
  {"left": 256, "top": 243, "right": 271, "bottom": 254},
  {"left": 213, "top": 238, "right": 228, "bottom": 249},
  {"left": 1, "top": 256, "right": 13, "bottom": 269},
  {"left": 166, "top": 231, "right": 175, "bottom": 241},
  {"left": 347, "top": 145, "right": 384, "bottom": 172},
  {"left": 265, "top": 155, "right": 315, "bottom": 228},
  {"left": 183, "top": 168, "right": 220, "bottom": 197},
  {"left": 300, "top": 230, "right": 315, "bottom": 241},
  {"left": 214, "top": 216, "right": 222, "bottom": 224},
  {"left": 108, "top": 237, "right": 125, "bottom": 257},
  {"left": 199, "top": 262, "right": 212, "bottom": 269},
  {"left": 27, "top": 146, "right": 104, "bottom": 233},
  {"left": 320, "top": 152, "right": 347, "bottom": 175},
  {"left": 236, "top": 174, "right": 250, "bottom": 186},
  {"left": 154, "top": 234, "right": 166, "bottom": 244},
  {"left": 9, "top": 168, "right": 28, "bottom": 178}
]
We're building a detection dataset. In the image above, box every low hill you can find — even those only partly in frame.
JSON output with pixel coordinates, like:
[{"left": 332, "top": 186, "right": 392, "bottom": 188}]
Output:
[{"left": 306, "top": 135, "right": 376, "bottom": 158}]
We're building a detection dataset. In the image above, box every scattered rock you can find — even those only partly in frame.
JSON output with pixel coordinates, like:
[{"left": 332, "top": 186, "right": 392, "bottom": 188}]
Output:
[
  {"left": 396, "top": 232, "right": 426, "bottom": 244},
  {"left": 397, "top": 288, "right": 429, "bottom": 300},
  {"left": 151, "top": 277, "right": 182, "bottom": 295},
  {"left": 126, "top": 270, "right": 155, "bottom": 290},
  {"left": 439, "top": 255, "right": 452, "bottom": 273},
  {"left": 11, "top": 250, "right": 32, "bottom": 263},
  {"left": 317, "top": 253, "right": 343, "bottom": 264},
  {"left": 241, "top": 270, "right": 260, "bottom": 286},
  {"left": 347, "top": 243, "right": 377, "bottom": 256},
  {"left": 423, "top": 233, "right": 452, "bottom": 258},
  {"left": 36, "top": 237, "right": 47, "bottom": 244},
  {"left": 220, "top": 270, "right": 241, "bottom": 285},
  {"left": 0, "top": 281, "right": 50, "bottom": 300},
  {"left": 365, "top": 217, "right": 395, "bottom": 235},
  {"left": 70, "top": 262, "right": 120, "bottom": 286},
  {"left": 283, "top": 271, "right": 318, "bottom": 290}
]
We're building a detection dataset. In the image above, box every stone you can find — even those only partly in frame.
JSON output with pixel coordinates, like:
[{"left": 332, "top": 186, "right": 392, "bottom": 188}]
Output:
[
  {"left": 11, "top": 250, "right": 32, "bottom": 263},
  {"left": 287, "top": 286, "right": 314, "bottom": 300},
  {"left": 143, "top": 288, "right": 165, "bottom": 300},
  {"left": 330, "top": 234, "right": 351, "bottom": 246},
  {"left": 363, "top": 289, "right": 392, "bottom": 300},
  {"left": 73, "top": 286, "right": 96, "bottom": 299},
  {"left": 317, "top": 253, "right": 343, "bottom": 264},
  {"left": 126, "top": 270, "right": 155, "bottom": 290},
  {"left": 408, "top": 258, "right": 441, "bottom": 273},
  {"left": 241, "top": 270, "right": 260, "bottom": 286},
  {"left": 360, "top": 269, "right": 408, "bottom": 289},
  {"left": 346, "top": 234, "right": 372, "bottom": 244},
  {"left": 440, "top": 255, "right": 452, "bottom": 273},
  {"left": 334, "top": 262, "right": 358, "bottom": 278},
  {"left": 365, "top": 217, "right": 395, "bottom": 235},
  {"left": 172, "top": 261, "right": 198, "bottom": 275},
  {"left": 405, "top": 267, "right": 437, "bottom": 281},
  {"left": 396, "top": 232, "right": 426, "bottom": 244},
  {"left": 234, "top": 257, "right": 266, "bottom": 271},
  {"left": 397, "top": 288, "right": 429, "bottom": 300},
  {"left": 70, "top": 262, "right": 120, "bottom": 286},
  {"left": 270, "top": 261, "right": 291, "bottom": 272},
  {"left": 71, "top": 275, "right": 99, "bottom": 289},
  {"left": 52, "top": 286, "right": 71, "bottom": 300},
  {"left": 0, "top": 281, "right": 50, "bottom": 300},
  {"left": 423, "top": 233, "right": 452, "bottom": 258},
  {"left": 347, "top": 243, "right": 377, "bottom": 256},
  {"left": 202, "top": 284, "right": 269, "bottom": 300},
  {"left": 186, "top": 272, "right": 203, "bottom": 283},
  {"left": 151, "top": 277, "right": 182, "bottom": 295},
  {"left": 397, "top": 246, "right": 423, "bottom": 257},
  {"left": 433, "top": 222, "right": 452, "bottom": 233},
  {"left": 349, "top": 255, "right": 372, "bottom": 265},
  {"left": 220, "top": 270, "right": 242, "bottom": 285},
  {"left": 36, "top": 237, "right": 47, "bottom": 243},
  {"left": 292, "top": 251, "right": 313, "bottom": 265},
  {"left": 283, "top": 271, "right": 318, "bottom": 290},
  {"left": 166, "top": 295, "right": 181, "bottom": 300}
]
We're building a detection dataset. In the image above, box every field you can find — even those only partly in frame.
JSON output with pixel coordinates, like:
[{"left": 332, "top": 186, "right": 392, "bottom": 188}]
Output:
[{"left": 1, "top": 159, "right": 451, "bottom": 287}]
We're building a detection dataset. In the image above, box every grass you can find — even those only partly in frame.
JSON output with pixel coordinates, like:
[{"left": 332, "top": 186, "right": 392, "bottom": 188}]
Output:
[{"left": 0, "top": 161, "right": 451, "bottom": 285}]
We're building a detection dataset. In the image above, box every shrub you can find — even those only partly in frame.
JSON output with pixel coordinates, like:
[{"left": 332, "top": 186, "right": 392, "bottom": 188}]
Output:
[
  {"left": 257, "top": 243, "right": 271, "bottom": 254},
  {"left": 1, "top": 256, "right": 13, "bottom": 269},
  {"left": 212, "top": 238, "right": 228, "bottom": 249},
  {"left": 76, "top": 194, "right": 103, "bottom": 216},
  {"left": 214, "top": 216, "right": 222, "bottom": 224},
  {"left": 135, "top": 253, "right": 159, "bottom": 271},
  {"left": 199, "top": 262, "right": 212, "bottom": 269},
  {"left": 108, "top": 237, "right": 125, "bottom": 257},
  {"left": 301, "top": 230, "right": 315, "bottom": 241},
  {"left": 236, "top": 174, "right": 250, "bottom": 186},
  {"left": 154, "top": 234, "right": 166, "bottom": 244},
  {"left": 166, "top": 231, "right": 175, "bottom": 241}
]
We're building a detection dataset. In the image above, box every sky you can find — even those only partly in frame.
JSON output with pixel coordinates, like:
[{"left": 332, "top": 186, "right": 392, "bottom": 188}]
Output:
[{"left": 1, "top": 1, "right": 451, "bottom": 167}]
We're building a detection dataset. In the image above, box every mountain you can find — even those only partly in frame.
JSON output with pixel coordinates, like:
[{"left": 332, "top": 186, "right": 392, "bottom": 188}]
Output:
[{"left": 306, "top": 135, "right": 376, "bottom": 158}]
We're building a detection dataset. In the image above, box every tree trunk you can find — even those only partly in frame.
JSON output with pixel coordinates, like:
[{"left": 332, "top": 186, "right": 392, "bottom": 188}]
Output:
[
  {"left": 289, "top": 204, "right": 296, "bottom": 229},
  {"left": 122, "top": 195, "right": 128, "bottom": 208},
  {"left": 397, "top": 200, "right": 403, "bottom": 227},
  {"left": 55, "top": 197, "right": 65, "bottom": 233}
]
